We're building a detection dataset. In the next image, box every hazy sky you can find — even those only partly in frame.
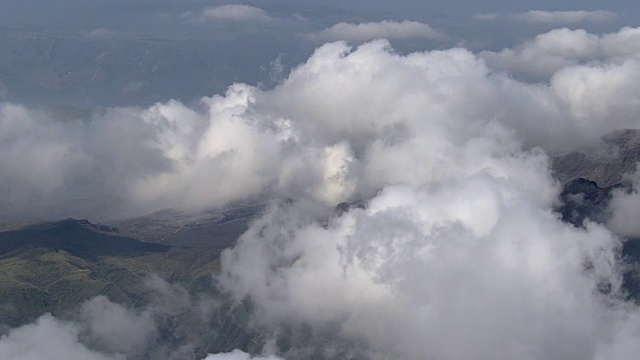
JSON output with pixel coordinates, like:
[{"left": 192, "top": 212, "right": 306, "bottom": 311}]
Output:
[
  {"left": 2, "top": 0, "right": 637, "bottom": 35},
  {"left": 2, "top": 0, "right": 638, "bottom": 107}
]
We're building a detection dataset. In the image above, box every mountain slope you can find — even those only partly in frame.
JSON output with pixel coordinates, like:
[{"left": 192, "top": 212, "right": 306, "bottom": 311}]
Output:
[
  {"left": 0, "top": 218, "right": 259, "bottom": 357},
  {"left": 0, "top": 219, "right": 212, "bottom": 325},
  {"left": 552, "top": 129, "right": 640, "bottom": 187}
]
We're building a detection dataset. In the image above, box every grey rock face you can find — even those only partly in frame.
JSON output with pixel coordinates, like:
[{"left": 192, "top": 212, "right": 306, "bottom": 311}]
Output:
[{"left": 552, "top": 129, "right": 640, "bottom": 187}]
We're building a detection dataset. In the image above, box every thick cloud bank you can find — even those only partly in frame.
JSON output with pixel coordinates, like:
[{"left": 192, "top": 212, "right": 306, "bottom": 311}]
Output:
[
  {"left": 212, "top": 37, "right": 640, "bottom": 358},
  {"left": 4, "top": 31, "right": 640, "bottom": 221},
  {"left": 3, "top": 26, "right": 640, "bottom": 359}
]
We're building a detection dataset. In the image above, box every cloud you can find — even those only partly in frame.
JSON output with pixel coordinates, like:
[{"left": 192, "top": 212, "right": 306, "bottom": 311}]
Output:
[
  {"left": 77, "top": 296, "right": 156, "bottom": 358},
  {"left": 0, "top": 314, "right": 117, "bottom": 360},
  {"left": 220, "top": 184, "right": 631, "bottom": 359},
  {"left": 213, "top": 40, "right": 640, "bottom": 359},
  {"left": 480, "top": 27, "right": 640, "bottom": 80},
  {"left": 606, "top": 169, "right": 640, "bottom": 238},
  {"left": 309, "top": 20, "right": 446, "bottom": 42},
  {"left": 203, "top": 350, "right": 283, "bottom": 360},
  {"left": 83, "top": 28, "right": 125, "bottom": 40},
  {"left": 0, "top": 277, "right": 274, "bottom": 360},
  {"left": 0, "top": 296, "right": 280, "bottom": 360},
  {"left": 512, "top": 10, "right": 618, "bottom": 25},
  {"left": 4, "top": 33, "right": 640, "bottom": 222},
  {"left": 183, "top": 5, "right": 273, "bottom": 23},
  {"left": 5, "top": 23, "right": 640, "bottom": 359},
  {"left": 473, "top": 10, "right": 617, "bottom": 25}
]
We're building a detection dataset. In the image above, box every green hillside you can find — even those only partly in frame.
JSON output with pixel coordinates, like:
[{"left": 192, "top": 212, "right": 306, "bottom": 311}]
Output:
[
  {"left": 0, "top": 218, "right": 258, "bottom": 356},
  {"left": 0, "top": 218, "right": 218, "bottom": 324}
]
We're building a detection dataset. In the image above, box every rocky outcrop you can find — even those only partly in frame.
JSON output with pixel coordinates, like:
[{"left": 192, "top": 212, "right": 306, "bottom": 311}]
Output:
[{"left": 552, "top": 129, "right": 640, "bottom": 187}]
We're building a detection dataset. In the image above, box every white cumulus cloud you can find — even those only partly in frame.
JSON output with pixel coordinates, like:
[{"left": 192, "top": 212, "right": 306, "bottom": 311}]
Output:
[
  {"left": 481, "top": 27, "right": 640, "bottom": 80},
  {"left": 4, "top": 36, "right": 640, "bottom": 221},
  {"left": 214, "top": 39, "right": 640, "bottom": 360}
]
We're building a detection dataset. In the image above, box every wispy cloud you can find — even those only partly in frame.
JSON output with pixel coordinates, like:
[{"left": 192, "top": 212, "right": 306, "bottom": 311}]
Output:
[
  {"left": 183, "top": 5, "right": 274, "bottom": 23},
  {"left": 309, "top": 20, "right": 446, "bottom": 42},
  {"left": 513, "top": 10, "right": 618, "bottom": 24},
  {"left": 473, "top": 10, "right": 617, "bottom": 25}
]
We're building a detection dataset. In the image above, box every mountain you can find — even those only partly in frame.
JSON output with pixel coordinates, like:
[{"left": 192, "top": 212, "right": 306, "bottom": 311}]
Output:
[
  {"left": 0, "top": 218, "right": 190, "bottom": 324},
  {"left": 551, "top": 129, "right": 640, "bottom": 301},
  {"left": 552, "top": 129, "right": 640, "bottom": 187},
  {"left": 0, "top": 29, "right": 288, "bottom": 107},
  {"left": 557, "top": 178, "right": 625, "bottom": 226},
  {"left": 0, "top": 218, "right": 257, "bottom": 356},
  {"left": 0, "top": 32, "right": 225, "bottom": 106},
  {"left": 557, "top": 178, "right": 640, "bottom": 301},
  {"left": 109, "top": 203, "right": 263, "bottom": 249}
]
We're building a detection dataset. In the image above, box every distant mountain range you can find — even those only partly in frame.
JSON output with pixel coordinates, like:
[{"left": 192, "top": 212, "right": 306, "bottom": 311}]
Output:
[{"left": 0, "top": 30, "right": 282, "bottom": 107}]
